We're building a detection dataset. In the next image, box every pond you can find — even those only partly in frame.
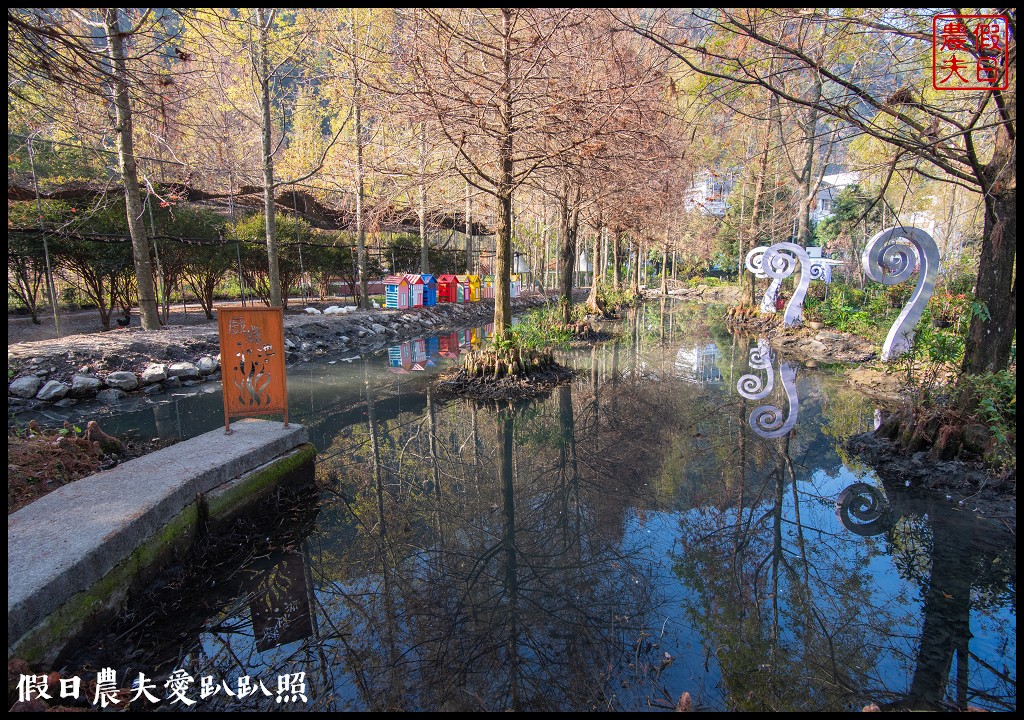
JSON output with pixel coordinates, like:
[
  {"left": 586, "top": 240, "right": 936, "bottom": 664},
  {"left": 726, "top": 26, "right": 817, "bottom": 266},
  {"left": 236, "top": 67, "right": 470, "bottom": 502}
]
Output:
[{"left": 50, "top": 300, "right": 1015, "bottom": 712}]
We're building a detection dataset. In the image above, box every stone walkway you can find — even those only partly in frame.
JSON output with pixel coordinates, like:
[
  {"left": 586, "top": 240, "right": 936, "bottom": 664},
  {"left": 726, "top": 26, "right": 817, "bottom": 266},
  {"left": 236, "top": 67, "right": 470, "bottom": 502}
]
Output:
[{"left": 8, "top": 419, "right": 308, "bottom": 656}]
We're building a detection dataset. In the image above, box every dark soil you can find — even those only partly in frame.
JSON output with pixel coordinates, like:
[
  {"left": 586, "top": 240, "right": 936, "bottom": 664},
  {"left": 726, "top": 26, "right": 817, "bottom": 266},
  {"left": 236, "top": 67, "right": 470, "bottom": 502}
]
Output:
[
  {"left": 8, "top": 421, "right": 175, "bottom": 514},
  {"left": 848, "top": 430, "right": 1016, "bottom": 533}
]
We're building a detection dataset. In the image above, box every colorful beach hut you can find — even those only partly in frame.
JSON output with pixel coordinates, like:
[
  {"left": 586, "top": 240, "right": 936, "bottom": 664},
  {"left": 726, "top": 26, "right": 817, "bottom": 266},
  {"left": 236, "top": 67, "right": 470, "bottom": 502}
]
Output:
[
  {"left": 509, "top": 273, "right": 521, "bottom": 299},
  {"left": 437, "top": 274, "right": 459, "bottom": 303},
  {"left": 406, "top": 273, "right": 425, "bottom": 308},
  {"left": 468, "top": 274, "right": 481, "bottom": 302},
  {"left": 420, "top": 274, "right": 438, "bottom": 306},
  {"left": 455, "top": 274, "right": 471, "bottom": 303},
  {"left": 384, "top": 275, "right": 411, "bottom": 309},
  {"left": 481, "top": 275, "right": 494, "bottom": 299}
]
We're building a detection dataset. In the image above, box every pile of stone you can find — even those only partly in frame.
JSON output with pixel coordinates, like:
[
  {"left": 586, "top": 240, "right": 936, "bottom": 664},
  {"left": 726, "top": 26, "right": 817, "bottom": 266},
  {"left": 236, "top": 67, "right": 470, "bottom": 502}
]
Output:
[{"left": 9, "top": 356, "right": 221, "bottom": 411}]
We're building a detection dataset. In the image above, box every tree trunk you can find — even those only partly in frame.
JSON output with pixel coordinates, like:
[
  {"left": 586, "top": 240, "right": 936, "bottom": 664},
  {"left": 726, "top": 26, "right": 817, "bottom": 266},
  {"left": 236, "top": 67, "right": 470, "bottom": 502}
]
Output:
[
  {"left": 493, "top": 9, "right": 514, "bottom": 338},
  {"left": 465, "top": 180, "right": 472, "bottom": 274},
  {"left": 962, "top": 52, "right": 1015, "bottom": 374},
  {"left": 585, "top": 227, "right": 602, "bottom": 312},
  {"left": 351, "top": 10, "right": 369, "bottom": 309},
  {"left": 626, "top": 240, "right": 634, "bottom": 294},
  {"left": 745, "top": 98, "right": 773, "bottom": 308},
  {"left": 254, "top": 9, "right": 282, "bottom": 309},
  {"left": 661, "top": 245, "right": 668, "bottom": 296},
  {"left": 964, "top": 175, "right": 1015, "bottom": 373},
  {"left": 557, "top": 184, "right": 581, "bottom": 324},
  {"left": 104, "top": 8, "right": 160, "bottom": 330},
  {"left": 612, "top": 228, "right": 621, "bottom": 291},
  {"left": 795, "top": 74, "right": 822, "bottom": 245},
  {"left": 419, "top": 124, "right": 429, "bottom": 273}
]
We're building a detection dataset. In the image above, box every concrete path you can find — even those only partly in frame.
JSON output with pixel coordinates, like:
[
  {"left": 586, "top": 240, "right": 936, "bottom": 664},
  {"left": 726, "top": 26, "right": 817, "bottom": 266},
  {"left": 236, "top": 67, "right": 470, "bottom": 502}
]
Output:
[{"left": 8, "top": 419, "right": 307, "bottom": 654}]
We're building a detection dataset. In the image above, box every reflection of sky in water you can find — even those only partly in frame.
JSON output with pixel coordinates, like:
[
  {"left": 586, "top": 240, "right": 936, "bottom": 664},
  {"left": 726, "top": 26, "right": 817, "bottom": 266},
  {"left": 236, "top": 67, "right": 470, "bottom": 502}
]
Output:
[{"left": 51, "top": 301, "right": 1015, "bottom": 712}]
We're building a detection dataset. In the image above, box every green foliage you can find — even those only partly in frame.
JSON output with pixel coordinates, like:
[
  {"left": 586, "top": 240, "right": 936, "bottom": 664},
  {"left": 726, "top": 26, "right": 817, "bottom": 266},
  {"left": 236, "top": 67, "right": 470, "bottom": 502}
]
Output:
[
  {"left": 686, "top": 275, "right": 725, "bottom": 288},
  {"left": 230, "top": 212, "right": 319, "bottom": 306},
  {"left": 961, "top": 370, "right": 1016, "bottom": 468},
  {"left": 597, "top": 286, "right": 641, "bottom": 313},
  {"left": 495, "top": 305, "right": 573, "bottom": 352},
  {"left": 814, "top": 185, "right": 881, "bottom": 248}
]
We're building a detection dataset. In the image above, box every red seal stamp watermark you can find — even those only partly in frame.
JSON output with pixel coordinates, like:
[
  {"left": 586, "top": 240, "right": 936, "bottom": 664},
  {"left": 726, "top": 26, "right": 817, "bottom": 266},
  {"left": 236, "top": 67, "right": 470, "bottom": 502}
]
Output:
[{"left": 932, "top": 14, "right": 1009, "bottom": 90}]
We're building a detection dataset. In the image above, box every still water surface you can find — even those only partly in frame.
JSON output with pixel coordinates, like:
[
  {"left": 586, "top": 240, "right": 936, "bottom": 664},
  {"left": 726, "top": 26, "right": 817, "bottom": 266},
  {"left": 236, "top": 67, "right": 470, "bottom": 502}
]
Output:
[{"left": 53, "top": 301, "right": 1015, "bottom": 711}]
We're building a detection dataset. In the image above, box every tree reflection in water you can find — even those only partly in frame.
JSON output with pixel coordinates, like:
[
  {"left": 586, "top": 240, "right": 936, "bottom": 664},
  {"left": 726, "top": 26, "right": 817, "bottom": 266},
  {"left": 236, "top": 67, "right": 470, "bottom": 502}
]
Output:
[
  {"left": 834, "top": 480, "right": 1016, "bottom": 711},
  {"left": 673, "top": 334, "right": 1015, "bottom": 712},
  {"left": 52, "top": 303, "right": 1013, "bottom": 712},
  {"left": 305, "top": 367, "right": 679, "bottom": 711}
]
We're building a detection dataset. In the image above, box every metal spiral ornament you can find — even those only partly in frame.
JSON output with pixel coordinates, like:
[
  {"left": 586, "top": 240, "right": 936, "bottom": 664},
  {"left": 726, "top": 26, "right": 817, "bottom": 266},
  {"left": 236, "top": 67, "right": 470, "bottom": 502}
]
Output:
[
  {"left": 737, "top": 337, "right": 774, "bottom": 400},
  {"left": 762, "top": 243, "right": 814, "bottom": 327},
  {"left": 746, "top": 247, "right": 778, "bottom": 314},
  {"left": 861, "top": 226, "right": 940, "bottom": 361},
  {"left": 808, "top": 259, "right": 832, "bottom": 284},
  {"left": 835, "top": 482, "right": 893, "bottom": 537},
  {"left": 748, "top": 361, "right": 799, "bottom": 438}
]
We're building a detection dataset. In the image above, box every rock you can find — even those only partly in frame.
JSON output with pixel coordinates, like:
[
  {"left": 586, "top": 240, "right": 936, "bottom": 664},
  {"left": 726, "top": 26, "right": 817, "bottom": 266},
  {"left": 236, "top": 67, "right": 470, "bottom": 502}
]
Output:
[
  {"left": 676, "top": 692, "right": 693, "bottom": 712},
  {"left": 961, "top": 424, "right": 993, "bottom": 457},
  {"left": 104, "top": 370, "right": 139, "bottom": 391},
  {"left": 36, "top": 380, "right": 70, "bottom": 402},
  {"left": 815, "top": 331, "right": 845, "bottom": 344},
  {"left": 300, "top": 341, "right": 313, "bottom": 352},
  {"left": 70, "top": 374, "right": 103, "bottom": 398},
  {"left": 803, "top": 339, "right": 828, "bottom": 355},
  {"left": 54, "top": 398, "right": 78, "bottom": 408},
  {"left": 141, "top": 363, "right": 168, "bottom": 384},
  {"left": 163, "top": 377, "right": 182, "bottom": 389},
  {"left": 874, "top": 413, "right": 902, "bottom": 441},
  {"left": 142, "top": 383, "right": 164, "bottom": 395},
  {"left": 96, "top": 388, "right": 127, "bottom": 404},
  {"left": 167, "top": 361, "right": 200, "bottom": 379},
  {"left": 182, "top": 380, "right": 202, "bottom": 387},
  {"left": 9, "top": 375, "right": 42, "bottom": 398},
  {"left": 197, "top": 355, "right": 218, "bottom": 375},
  {"left": 285, "top": 338, "right": 297, "bottom": 349},
  {"left": 371, "top": 323, "right": 387, "bottom": 334}
]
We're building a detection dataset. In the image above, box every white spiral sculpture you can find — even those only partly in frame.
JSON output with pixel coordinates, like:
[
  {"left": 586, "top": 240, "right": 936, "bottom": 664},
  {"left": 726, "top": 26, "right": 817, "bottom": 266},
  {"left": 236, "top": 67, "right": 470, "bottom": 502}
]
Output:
[
  {"left": 762, "top": 243, "right": 815, "bottom": 327},
  {"left": 861, "top": 226, "right": 940, "bottom": 361},
  {"left": 748, "top": 361, "right": 799, "bottom": 439},
  {"left": 737, "top": 337, "right": 774, "bottom": 400},
  {"left": 745, "top": 247, "right": 780, "bottom": 315},
  {"left": 746, "top": 243, "right": 828, "bottom": 326}
]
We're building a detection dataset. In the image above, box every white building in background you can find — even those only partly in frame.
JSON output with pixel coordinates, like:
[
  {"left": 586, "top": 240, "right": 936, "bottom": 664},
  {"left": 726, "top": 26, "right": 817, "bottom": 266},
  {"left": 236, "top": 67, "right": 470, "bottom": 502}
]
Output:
[
  {"left": 684, "top": 170, "right": 735, "bottom": 217},
  {"left": 810, "top": 171, "right": 861, "bottom": 224}
]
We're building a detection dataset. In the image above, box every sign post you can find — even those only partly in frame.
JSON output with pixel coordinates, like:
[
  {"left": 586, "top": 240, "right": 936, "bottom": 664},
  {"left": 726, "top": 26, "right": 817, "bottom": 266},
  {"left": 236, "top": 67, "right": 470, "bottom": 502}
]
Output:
[{"left": 217, "top": 305, "right": 289, "bottom": 434}]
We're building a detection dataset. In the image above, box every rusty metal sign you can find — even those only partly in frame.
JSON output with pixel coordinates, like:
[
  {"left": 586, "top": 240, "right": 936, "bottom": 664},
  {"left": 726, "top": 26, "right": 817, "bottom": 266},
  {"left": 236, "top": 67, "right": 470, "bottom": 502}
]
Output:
[{"left": 218, "top": 305, "right": 288, "bottom": 433}]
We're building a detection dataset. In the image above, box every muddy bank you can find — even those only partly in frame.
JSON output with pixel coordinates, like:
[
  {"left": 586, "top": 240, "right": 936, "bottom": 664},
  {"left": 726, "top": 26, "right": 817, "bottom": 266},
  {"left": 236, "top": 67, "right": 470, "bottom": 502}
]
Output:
[
  {"left": 848, "top": 430, "right": 1015, "bottom": 532},
  {"left": 644, "top": 281, "right": 740, "bottom": 305},
  {"left": 722, "top": 311, "right": 915, "bottom": 405},
  {"left": 8, "top": 295, "right": 554, "bottom": 417}
]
